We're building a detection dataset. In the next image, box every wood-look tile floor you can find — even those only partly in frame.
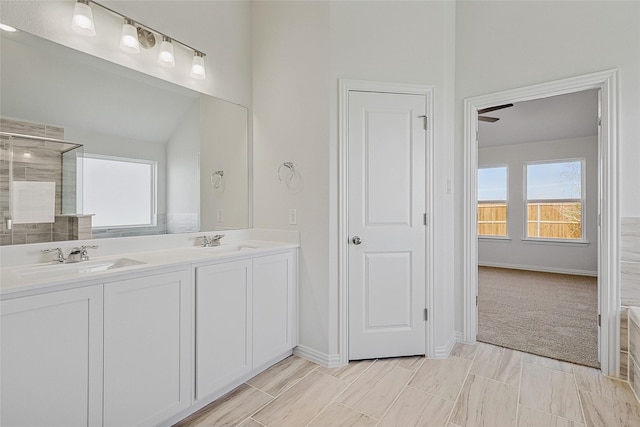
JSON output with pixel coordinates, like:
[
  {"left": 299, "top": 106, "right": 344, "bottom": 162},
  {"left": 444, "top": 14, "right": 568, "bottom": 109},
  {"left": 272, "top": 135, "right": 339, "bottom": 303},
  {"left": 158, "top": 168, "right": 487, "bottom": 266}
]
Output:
[{"left": 174, "top": 342, "right": 640, "bottom": 427}]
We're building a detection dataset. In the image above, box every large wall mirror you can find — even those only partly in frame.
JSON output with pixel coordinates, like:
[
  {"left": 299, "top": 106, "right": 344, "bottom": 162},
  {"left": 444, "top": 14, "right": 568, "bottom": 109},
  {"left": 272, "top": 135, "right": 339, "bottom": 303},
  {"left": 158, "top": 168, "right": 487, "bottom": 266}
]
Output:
[{"left": 0, "top": 27, "right": 249, "bottom": 246}]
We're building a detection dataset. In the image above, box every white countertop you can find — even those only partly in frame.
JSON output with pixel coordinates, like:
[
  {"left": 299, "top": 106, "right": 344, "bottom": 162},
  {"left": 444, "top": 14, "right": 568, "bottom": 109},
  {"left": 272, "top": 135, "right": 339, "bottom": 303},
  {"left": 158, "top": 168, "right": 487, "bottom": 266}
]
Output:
[{"left": 1, "top": 240, "right": 298, "bottom": 299}]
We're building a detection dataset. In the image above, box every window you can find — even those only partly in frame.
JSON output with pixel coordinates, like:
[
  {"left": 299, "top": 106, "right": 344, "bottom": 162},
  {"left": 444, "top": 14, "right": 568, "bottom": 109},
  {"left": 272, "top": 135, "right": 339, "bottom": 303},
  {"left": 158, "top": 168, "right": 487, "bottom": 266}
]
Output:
[
  {"left": 82, "top": 154, "right": 156, "bottom": 228},
  {"left": 525, "top": 159, "right": 584, "bottom": 240},
  {"left": 478, "top": 166, "right": 508, "bottom": 237}
]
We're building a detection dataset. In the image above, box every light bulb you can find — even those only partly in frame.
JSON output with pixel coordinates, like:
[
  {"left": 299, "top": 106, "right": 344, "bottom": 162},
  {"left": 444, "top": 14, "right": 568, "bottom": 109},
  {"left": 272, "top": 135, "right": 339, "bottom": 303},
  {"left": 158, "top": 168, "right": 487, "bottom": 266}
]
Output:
[
  {"left": 120, "top": 19, "right": 140, "bottom": 54},
  {"left": 191, "top": 52, "right": 206, "bottom": 80},
  {"left": 71, "top": 0, "right": 96, "bottom": 36},
  {"left": 157, "top": 36, "right": 175, "bottom": 68}
]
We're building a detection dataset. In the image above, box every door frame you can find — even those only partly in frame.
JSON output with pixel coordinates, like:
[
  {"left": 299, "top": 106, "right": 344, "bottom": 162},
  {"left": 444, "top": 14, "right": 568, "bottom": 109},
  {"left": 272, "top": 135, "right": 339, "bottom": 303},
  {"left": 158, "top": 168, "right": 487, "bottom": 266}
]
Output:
[
  {"left": 338, "top": 79, "right": 435, "bottom": 365},
  {"left": 462, "top": 69, "right": 620, "bottom": 376}
]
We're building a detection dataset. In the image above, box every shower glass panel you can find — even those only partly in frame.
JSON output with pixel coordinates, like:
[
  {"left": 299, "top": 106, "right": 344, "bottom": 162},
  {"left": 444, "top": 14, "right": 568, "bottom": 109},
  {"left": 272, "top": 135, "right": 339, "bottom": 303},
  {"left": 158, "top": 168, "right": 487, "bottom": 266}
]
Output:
[
  {"left": 62, "top": 146, "right": 84, "bottom": 215},
  {"left": 0, "top": 131, "right": 83, "bottom": 246}
]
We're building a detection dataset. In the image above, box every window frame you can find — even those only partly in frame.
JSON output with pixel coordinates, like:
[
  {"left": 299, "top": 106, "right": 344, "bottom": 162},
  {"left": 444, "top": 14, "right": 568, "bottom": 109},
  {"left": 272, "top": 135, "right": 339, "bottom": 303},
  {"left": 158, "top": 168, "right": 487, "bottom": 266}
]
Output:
[
  {"left": 81, "top": 153, "right": 157, "bottom": 229},
  {"left": 523, "top": 158, "right": 587, "bottom": 244},
  {"left": 477, "top": 164, "right": 509, "bottom": 240}
]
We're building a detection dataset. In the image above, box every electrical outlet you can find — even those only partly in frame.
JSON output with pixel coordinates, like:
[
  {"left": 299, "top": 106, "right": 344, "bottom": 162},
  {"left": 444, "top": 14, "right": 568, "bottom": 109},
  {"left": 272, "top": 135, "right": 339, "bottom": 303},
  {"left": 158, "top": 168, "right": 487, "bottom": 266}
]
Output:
[
  {"left": 289, "top": 208, "right": 297, "bottom": 225},
  {"left": 217, "top": 209, "right": 223, "bottom": 223}
]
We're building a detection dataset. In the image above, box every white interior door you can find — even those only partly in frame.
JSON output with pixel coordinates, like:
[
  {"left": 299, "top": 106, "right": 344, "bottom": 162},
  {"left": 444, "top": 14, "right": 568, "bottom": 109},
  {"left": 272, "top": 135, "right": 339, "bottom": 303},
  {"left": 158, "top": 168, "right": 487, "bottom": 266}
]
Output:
[{"left": 348, "top": 90, "right": 427, "bottom": 360}]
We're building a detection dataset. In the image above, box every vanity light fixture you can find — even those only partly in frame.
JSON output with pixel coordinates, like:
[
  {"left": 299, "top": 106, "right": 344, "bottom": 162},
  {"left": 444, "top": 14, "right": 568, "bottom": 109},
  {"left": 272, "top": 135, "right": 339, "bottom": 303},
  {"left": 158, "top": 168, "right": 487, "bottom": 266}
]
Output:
[
  {"left": 69, "top": 0, "right": 206, "bottom": 79},
  {"left": 158, "top": 36, "right": 175, "bottom": 68},
  {"left": 119, "top": 18, "right": 140, "bottom": 54},
  {"left": 71, "top": 0, "right": 96, "bottom": 37},
  {"left": 0, "top": 23, "right": 17, "bottom": 32},
  {"left": 191, "top": 51, "right": 206, "bottom": 80}
]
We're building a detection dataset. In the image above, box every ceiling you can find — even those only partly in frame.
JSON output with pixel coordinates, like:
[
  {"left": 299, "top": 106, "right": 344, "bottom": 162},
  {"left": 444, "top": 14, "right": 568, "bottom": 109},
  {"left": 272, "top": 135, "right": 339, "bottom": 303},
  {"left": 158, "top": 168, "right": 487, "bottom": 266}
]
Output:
[
  {"left": 1, "top": 29, "right": 199, "bottom": 145},
  {"left": 478, "top": 89, "right": 599, "bottom": 148}
]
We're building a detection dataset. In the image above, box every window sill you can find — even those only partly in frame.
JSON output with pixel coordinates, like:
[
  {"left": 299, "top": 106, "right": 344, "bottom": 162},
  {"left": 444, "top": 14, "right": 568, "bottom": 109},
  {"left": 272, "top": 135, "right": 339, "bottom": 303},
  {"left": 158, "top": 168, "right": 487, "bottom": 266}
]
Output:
[
  {"left": 92, "top": 224, "right": 157, "bottom": 230},
  {"left": 478, "top": 236, "right": 511, "bottom": 242},
  {"left": 521, "top": 238, "right": 590, "bottom": 247}
]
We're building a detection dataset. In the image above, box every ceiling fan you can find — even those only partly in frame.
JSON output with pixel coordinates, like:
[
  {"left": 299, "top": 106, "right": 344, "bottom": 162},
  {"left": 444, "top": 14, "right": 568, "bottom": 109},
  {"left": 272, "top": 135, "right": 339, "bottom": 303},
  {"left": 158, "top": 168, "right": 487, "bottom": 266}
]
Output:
[{"left": 477, "top": 103, "right": 513, "bottom": 123}]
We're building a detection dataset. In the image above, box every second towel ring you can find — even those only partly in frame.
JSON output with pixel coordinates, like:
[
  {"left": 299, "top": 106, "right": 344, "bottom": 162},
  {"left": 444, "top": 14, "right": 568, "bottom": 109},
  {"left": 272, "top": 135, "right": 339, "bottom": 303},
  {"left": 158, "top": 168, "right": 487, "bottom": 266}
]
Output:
[{"left": 277, "top": 162, "right": 295, "bottom": 183}]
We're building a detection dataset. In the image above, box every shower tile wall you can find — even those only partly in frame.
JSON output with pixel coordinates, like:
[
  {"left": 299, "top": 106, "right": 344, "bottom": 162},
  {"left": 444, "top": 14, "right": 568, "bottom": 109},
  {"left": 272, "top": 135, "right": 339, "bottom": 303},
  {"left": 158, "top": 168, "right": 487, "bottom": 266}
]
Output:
[
  {"left": 621, "top": 217, "right": 640, "bottom": 381},
  {"left": 1, "top": 118, "right": 65, "bottom": 245},
  {"left": 1, "top": 118, "right": 65, "bottom": 244},
  {"left": 53, "top": 215, "right": 93, "bottom": 242}
]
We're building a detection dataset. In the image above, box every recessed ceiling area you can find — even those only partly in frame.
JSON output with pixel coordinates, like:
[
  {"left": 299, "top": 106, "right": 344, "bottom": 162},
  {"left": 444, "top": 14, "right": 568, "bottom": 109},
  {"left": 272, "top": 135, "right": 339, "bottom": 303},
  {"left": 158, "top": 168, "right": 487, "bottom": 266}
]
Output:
[{"left": 478, "top": 89, "right": 599, "bottom": 148}]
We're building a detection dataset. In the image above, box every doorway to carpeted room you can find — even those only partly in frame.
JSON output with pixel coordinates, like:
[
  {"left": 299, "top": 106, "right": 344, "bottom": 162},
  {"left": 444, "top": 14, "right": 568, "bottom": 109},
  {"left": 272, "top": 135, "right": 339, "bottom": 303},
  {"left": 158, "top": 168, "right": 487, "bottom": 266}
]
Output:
[{"left": 477, "top": 266, "right": 599, "bottom": 368}]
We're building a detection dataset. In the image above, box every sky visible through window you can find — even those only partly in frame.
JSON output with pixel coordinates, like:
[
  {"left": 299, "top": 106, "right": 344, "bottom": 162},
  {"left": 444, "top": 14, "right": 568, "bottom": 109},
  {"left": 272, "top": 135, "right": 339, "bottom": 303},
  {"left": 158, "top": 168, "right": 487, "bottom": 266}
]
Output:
[
  {"left": 83, "top": 156, "right": 154, "bottom": 227},
  {"left": 527, "top": 161, "right": 581, "bottom": 200},
  {"left": 478, "top": 166, "right": 507, "bottom": 201},
  {"left": 479, "top": 162, "right": 581, "bottom": 201}
]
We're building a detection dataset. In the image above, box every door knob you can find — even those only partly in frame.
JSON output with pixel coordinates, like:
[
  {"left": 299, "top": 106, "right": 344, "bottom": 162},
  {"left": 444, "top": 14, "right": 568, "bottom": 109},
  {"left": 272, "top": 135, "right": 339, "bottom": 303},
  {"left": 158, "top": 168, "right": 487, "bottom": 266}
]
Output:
[{"left": 351, "top": 236, "right": 362, "bottom": 245}]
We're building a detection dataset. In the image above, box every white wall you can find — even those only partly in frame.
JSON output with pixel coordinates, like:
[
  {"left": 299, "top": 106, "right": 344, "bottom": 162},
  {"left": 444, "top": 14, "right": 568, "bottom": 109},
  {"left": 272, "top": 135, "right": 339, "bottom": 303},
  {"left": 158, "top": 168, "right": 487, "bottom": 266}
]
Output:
[
  {"left": 167, "top": 102, "right": 200, "bottom": 233},
  {"left": 0, "top": 0, "right": 252, "bottom": 108},
  {"left": 252, "top": 1, "right": 332, "bottom": 356},
  {"left": 478, "top": 136, "right": 598, "bottom": 275},
  {"left": 253, "top": 1, "right": 456, "bottom": 358},
  {"left": 328, "top": 1, "right": 457, "bottom": 356},
  {"left": 199, "top": 96, "right": 249, "bottom": 231},
  {"left": 454, "top": 1, "right": 640, "bottom": 333}
]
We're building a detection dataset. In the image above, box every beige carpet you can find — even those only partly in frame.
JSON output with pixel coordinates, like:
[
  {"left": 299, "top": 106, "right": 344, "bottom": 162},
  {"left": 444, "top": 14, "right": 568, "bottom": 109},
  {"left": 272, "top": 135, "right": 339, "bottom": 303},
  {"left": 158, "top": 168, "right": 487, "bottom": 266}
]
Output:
[{"left": 477, "top": 266, "right": 599, "bottom": 368}]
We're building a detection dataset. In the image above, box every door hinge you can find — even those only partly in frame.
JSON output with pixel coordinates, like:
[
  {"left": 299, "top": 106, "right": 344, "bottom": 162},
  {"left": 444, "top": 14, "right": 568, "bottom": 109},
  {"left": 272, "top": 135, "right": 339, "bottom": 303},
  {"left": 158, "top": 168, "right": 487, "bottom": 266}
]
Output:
[
  {"left": 476, "top": 296, "right": 478, "bottom": 306},
  {"left": 598, "top": 314, "right": 601, "bottom": 327},
  {"left": 418, "top": 115, "right": 428, "bottom": 130},
  {"left": 423, "top": 213, "right": 427, "bottom": 225},
  {"left": 424, "top": 308, "right": 428, "bottom": 321}
]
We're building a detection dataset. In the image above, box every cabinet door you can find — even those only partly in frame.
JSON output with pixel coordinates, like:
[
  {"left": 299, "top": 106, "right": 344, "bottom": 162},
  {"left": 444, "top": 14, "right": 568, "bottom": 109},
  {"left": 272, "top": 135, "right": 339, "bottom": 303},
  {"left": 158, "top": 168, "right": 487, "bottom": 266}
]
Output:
[
  {"left": 253, "top": 251, "right": 295, "bottom": 368},
  {"left": 1, "top": 285, "right": 103, "bottom": 427},
  {"left": 103, "top": 270, "right": 192, "bottom": 427},
  {"left": 195, "top": 260, "right": 252, "bottom": 400}
]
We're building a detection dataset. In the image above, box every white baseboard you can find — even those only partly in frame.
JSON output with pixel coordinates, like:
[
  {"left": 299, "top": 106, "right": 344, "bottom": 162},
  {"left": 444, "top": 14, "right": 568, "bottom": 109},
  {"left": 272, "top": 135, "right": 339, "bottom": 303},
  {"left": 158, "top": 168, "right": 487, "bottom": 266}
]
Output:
[
  {"left": 293, "top": 345, "right": 343, "bottom": 368},
  {"left": 434, "top": 334, "right": 457, "bottom": 359},
  {"left": 478, "top": 261, "right": 597, "bottom": 277}
]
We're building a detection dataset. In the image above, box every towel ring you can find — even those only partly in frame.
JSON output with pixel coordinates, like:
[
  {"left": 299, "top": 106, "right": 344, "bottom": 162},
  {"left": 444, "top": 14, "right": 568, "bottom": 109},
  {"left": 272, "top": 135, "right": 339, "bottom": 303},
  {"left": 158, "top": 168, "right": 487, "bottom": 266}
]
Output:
[
  {"left": 278, "top": 162, "right": 295, "bottom": 183},
  {"left": 211, "top": 170, "right": 224, "bottom": 190}
]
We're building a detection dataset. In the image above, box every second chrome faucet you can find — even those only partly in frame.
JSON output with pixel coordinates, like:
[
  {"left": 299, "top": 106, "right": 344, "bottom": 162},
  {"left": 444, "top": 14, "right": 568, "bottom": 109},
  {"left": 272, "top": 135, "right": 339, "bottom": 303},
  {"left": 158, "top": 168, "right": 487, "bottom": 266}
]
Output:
[
  {"left": 201, "top": 234, "right": 224, "bottom": 247},
  {"left": 42, "top": 245, "right": 99, "bottom": 263}
]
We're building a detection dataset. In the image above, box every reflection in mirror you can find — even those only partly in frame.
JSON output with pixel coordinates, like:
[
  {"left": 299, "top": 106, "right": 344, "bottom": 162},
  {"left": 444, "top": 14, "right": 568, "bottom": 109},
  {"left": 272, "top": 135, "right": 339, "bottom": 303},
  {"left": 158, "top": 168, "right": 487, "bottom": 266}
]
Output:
[{"left": 0, "top": 27, "right": 249, "bottom": 246}]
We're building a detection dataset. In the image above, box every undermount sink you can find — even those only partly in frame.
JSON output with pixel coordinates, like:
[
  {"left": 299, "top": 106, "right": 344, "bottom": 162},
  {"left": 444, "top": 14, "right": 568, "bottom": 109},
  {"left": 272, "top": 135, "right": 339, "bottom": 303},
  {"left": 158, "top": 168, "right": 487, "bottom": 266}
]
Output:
[
  {"left": 15, "top": 258, "right": 146, "bottom": 281},
  {"left": 197, "top": 244, "right": 261, "bottom": 252}
]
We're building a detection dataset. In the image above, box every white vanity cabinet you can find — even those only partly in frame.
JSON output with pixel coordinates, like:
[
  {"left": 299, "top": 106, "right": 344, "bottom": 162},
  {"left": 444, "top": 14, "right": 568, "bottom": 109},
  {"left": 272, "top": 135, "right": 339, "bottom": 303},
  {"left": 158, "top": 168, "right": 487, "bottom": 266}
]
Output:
[
  {"left": 253, "top": 251, "right": 296, "bottom": 369},
  {"left": 103, "top": 269, "right": 192, "bottom": 427},
  {"left": 195, "top": 260, "right": 253, "bottom": 400},
  {"left": 193, "top": 249, "right": 297, "bottom": 403},
  {"left": 1, "top": 285, "right": 104, "bottom": 427},
  {"left": 0, "top": 243, "right": 298, "bottom": 427}
]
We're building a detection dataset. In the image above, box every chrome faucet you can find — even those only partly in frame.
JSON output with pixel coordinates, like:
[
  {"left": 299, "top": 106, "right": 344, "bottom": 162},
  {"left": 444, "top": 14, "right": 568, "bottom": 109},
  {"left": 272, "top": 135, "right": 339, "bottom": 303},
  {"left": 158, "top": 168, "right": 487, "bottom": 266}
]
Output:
[
  {"left": 41, "top": 247, "right": 66, "bottom": 263},
  {"left": 66, "top": 247, "right": 83, "bottom": 263},
  {"left": 66, "top": 245, "right": 99, "bottom": 263},
  {"left": 201, "top": 234, "right": 225, "bottom": 247},
  {"left": 42, "top": 245, "right": 99, "bottom": 264}
]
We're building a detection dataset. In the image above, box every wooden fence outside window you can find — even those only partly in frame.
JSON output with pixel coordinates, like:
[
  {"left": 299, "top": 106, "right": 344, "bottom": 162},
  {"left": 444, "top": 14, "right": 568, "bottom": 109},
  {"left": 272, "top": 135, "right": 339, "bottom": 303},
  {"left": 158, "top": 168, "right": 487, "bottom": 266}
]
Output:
[{"left": 478, "top": 202, "right": 582, "bottom": 239}]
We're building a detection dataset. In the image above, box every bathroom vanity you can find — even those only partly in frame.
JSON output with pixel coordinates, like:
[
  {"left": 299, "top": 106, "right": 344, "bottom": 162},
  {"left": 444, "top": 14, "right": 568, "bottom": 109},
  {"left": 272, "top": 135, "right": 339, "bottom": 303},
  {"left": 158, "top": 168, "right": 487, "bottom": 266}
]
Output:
[{"left": 1, "top": 239, "right": 298, "bottom": 427}]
